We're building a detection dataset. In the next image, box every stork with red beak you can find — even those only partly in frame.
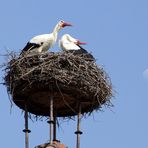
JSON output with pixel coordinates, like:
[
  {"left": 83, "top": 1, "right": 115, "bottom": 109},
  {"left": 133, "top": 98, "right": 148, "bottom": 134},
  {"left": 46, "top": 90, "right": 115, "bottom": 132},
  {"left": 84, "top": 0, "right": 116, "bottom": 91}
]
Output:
[
  {"left": 20, "top": 21, "right": 72, "bottom": 56},
  {"left": 59, "top": 34, "right": 94, "bottom": 60}
]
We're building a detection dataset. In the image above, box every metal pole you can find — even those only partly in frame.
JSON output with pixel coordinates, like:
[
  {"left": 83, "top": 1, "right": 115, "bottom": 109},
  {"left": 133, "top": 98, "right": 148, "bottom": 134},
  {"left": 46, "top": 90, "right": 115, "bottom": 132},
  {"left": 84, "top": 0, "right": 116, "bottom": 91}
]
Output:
[
  {"left": 53, "top": 116, "right": 57, "bottom": 141},
  {"left": 23, "top": 104, "right": 31, "bottom": 148},
  {"left": 75, "top": 103, "right": 83, "bottom": 148},
  {"left": 48, "top": 95, "right": 54, "bottom": 144}
]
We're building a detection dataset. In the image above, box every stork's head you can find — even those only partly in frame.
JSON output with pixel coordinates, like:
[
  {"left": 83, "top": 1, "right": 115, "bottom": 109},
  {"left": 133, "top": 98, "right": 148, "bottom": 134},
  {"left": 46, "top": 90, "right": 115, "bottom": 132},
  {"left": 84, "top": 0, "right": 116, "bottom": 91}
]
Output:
[
  {"left": 65, "top": 34, "right": 87, "bottom": 45},
  {"left": 60, "top": 20, "right": 72, "bottom": 28},
  {"left": 55, "top": 20, "right": 72, "bottom": 31}
]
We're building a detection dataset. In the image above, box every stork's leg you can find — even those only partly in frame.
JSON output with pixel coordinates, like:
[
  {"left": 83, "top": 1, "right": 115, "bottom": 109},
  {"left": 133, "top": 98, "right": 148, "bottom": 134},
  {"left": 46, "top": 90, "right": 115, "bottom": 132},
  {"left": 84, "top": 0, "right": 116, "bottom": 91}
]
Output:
[
  {"left": 23, "top": 104, "right": 31, "bottom": 148},
  {"left": 75, "top": 103, "right": 83, "bottom": 148}
]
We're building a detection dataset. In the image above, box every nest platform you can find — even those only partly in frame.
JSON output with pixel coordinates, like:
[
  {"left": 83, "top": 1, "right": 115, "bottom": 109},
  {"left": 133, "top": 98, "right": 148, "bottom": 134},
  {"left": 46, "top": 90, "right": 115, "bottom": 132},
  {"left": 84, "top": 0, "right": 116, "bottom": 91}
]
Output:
[{"left": 4, "top": 52, "right": 112, "bottom": 117}]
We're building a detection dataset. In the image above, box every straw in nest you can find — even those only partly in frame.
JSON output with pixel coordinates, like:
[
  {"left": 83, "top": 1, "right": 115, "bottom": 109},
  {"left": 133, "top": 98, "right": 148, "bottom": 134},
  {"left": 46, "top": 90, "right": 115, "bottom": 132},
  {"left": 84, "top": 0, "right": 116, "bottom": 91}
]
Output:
[{"left": 4, "top": 51, "right": 113, "bottom": 117}]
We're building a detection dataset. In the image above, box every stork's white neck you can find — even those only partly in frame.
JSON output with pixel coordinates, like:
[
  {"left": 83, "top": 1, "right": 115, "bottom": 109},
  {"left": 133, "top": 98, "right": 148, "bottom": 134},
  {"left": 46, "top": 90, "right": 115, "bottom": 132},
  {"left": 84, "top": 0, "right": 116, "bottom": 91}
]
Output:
[
  {"left": 52, "top": 23, "right": 61, "bottom": 37},
  {"left": 49, "top": 23, "right": 61, "bottom": 46}
]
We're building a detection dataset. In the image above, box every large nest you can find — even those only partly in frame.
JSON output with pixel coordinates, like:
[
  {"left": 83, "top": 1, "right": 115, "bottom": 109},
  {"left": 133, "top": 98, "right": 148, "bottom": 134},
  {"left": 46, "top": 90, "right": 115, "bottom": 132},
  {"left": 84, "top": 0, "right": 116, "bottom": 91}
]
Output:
[{"left": 4, "top": 51, "right": 113, "bottom": 117}]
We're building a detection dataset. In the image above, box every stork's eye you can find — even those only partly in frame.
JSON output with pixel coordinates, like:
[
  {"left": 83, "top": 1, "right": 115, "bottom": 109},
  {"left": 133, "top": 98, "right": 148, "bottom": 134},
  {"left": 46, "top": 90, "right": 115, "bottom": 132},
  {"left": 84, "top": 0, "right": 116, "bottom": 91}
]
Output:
[{"left": 41, "top": 42, "right": 44, "bottom": 45}]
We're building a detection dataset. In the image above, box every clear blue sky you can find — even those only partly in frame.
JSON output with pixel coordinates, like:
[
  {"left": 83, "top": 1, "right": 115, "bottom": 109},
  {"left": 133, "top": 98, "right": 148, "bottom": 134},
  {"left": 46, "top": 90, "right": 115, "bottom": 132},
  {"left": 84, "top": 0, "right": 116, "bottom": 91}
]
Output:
[{"left": 0, "top": 0, "right": 148, "bottom": 147}]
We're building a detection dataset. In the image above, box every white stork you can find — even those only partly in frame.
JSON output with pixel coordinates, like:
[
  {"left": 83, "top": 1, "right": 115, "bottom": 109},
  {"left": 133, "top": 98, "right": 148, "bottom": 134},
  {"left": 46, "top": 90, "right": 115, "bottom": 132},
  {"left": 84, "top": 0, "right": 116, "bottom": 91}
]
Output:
[
  {"left": 20, "top": 21, "right": 72, "bottom": 56},
  {"left": 59, "top": 34, "right": 94, "bottom": 60}
]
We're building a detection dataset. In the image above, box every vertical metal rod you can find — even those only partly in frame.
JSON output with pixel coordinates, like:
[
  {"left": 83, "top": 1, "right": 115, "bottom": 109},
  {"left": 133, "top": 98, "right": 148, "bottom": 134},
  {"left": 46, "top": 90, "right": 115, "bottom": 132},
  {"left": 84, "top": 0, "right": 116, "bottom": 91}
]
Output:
[
  {"left": 75, "top": 103, "right": 82, "bottom": 148},
  {"left": 49, "top": 95, "right": 54, "bottom": 144},
  {"left": 53, "top": 116, "right": 57, "bottom": 141},
  {"left": 23, "top": 104, "right": 31, "bottom": 148}
]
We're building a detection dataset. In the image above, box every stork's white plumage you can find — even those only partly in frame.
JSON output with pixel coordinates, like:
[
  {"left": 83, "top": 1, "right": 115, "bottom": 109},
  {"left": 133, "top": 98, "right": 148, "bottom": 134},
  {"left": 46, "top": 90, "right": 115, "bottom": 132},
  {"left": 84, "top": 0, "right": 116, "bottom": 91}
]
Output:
[
  {"left": 20, "top": 21, "right": 72, "bottom": 56},
  {"left": 59, "top": 34, "right": 86, "bottom": 51},
  {"left": 59, "top": 34, "right": 94, "bottom": 60}
]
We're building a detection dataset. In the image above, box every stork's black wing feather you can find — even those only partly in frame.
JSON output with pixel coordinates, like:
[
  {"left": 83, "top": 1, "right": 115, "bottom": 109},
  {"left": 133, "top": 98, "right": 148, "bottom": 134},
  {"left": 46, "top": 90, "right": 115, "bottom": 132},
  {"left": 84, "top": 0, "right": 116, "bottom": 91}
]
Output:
[
  {"left": 66, "top": 45, "right": 88, "bottom": 54},
  {"left": 20, "top": 42, "right": 41, "bottom": 56},
  {"left": 72, "top": 45, "right": 95, "bottom": 61},
  {"left": 22, "top": 42, "right": 41, "bottom": 52},
  {"left": 76, "top": 45, "right": 88, "bottom": 54}
]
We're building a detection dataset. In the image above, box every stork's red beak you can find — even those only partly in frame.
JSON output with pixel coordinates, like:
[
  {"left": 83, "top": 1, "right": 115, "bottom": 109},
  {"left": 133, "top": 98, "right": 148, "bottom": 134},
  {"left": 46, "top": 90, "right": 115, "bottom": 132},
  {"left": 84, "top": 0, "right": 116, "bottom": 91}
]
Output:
[
  {"left": 62, "top": 22, "right": 72, "bottom": 27},
  {"left": 76, "top": 40, "right": 87, "bottom": 45}
]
